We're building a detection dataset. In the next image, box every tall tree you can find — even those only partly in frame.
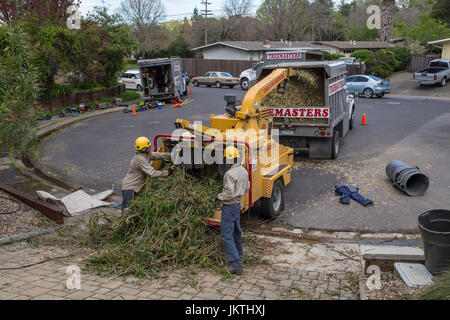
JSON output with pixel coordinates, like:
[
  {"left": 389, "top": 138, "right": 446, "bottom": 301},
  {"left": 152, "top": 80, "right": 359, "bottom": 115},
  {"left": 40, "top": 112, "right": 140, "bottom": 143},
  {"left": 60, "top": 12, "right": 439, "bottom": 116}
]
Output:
[
  {"left": 119, "top": 0, "right": 166, "bottom": 54},
  {"left": 220, "top": 0, "right": 252, "bottom": 39},
  {"left": 0, "top": 0, "right": 78, "bottom": 26},
  {"left": 119, "top": 0, "right": 166, "bottom": 29},
  {"left": 257, "top": 0, "right": 310, "bottom": 41},
  {"left": 430, "top": 0, "right": 450, "bottom": 25},
  {"left": 379, "top": 0, "right": 395, "bottom": 41}
]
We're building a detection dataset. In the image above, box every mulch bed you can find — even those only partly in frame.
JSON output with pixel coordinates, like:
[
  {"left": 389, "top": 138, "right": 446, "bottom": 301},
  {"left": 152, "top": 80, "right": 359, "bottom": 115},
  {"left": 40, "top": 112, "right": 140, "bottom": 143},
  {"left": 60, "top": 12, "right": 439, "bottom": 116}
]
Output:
[{"left": 0, "top": 189, "right": 55, "bottom": 238}]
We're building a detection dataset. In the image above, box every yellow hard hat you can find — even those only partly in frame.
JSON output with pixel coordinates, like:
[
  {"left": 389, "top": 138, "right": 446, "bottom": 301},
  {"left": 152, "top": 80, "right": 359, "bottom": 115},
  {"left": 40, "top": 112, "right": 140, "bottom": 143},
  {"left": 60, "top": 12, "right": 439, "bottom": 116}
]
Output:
[
  {"left": 135, "top": 137, "right": 151, "bottom": 151},
  {"left": 224, "top": 146, "right": 240, "bottom": 160}
]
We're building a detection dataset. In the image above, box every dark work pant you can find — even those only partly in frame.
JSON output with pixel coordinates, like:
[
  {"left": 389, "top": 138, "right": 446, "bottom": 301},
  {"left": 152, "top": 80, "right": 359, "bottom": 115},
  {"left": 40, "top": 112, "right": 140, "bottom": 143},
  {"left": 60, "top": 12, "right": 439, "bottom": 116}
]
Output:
[
  {"left": 121, "top": 189, "right": 136, "bottom": 213},
  {"left": 221, "top": 204, "right": 243, "bottom": 269}
]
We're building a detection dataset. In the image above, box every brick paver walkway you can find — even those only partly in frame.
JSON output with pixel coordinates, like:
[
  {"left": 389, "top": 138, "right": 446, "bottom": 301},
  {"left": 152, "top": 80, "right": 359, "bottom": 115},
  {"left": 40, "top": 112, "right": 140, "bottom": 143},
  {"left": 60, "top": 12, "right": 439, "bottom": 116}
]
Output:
[{"left": 0, "top": 238, "right": 360, "bottom": 300}]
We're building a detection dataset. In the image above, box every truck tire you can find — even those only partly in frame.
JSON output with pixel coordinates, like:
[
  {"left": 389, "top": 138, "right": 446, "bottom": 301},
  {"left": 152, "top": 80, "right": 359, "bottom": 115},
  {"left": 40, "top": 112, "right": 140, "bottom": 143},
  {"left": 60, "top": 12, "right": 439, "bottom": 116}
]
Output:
[
  {"left": 240, "top": 78, "right": 249, "bottom": 91},
  {"left": 136, "top": 84, "right": 142, "bottom": 91},
  {"left": 215, "top": 81, "right": 222, "bottom": 88},
  {"left": 440, "top": 77, "right": 447, "bottom": 87},
  {"left": 260, "top": 180, "right": 284, "bottom": 220},
  {"left": 331, "top": 129, "right": 340, "bottom": 159},
  {"left": 193, "top": 80, "right": 199, "bottom": 87},
  {"left": 363, "top": 88, "right": 373, "bottom": 98}
]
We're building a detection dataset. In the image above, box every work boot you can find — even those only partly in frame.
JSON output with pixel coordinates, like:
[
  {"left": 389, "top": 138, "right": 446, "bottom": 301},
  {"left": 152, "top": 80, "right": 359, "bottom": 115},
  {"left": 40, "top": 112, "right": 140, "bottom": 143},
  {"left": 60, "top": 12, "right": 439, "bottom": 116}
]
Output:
[{"left": 230, "top": 268, "right": 243, "bottom": 275}]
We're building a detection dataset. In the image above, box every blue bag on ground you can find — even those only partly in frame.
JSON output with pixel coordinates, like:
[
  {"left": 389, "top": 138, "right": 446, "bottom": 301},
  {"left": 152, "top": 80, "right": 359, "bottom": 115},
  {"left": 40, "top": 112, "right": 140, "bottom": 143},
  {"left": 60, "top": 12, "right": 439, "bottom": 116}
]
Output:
[{"left": 335, "top": 184, "right": 374, "bottom": 207}]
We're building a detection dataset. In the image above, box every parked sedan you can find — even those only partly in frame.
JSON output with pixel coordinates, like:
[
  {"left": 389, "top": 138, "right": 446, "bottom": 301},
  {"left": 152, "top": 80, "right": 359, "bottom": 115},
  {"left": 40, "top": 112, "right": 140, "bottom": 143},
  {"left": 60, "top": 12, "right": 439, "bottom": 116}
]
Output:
[
  {"left": 192, "top": 71, "right": 240, "bottom": 88},
  {"left": 346, "top": 75, "right": 391, "bottom": 98}
]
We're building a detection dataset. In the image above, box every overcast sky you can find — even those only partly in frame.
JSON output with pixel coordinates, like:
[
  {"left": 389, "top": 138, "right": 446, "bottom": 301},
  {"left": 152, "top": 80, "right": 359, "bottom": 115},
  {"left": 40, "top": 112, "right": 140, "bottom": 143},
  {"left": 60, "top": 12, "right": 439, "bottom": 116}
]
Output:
[{"left": 79, "top": 0, "right": 279, "bottom": 21}]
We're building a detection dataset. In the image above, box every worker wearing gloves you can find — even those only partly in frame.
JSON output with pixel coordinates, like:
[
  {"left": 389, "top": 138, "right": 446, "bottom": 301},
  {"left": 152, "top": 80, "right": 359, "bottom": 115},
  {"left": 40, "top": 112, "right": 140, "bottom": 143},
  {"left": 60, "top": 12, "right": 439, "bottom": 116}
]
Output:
[
  {"left": 121, "top": 136, "right": 173, "bottom": 213},
  {"left": 217, "top": 146, "right": 250, "bottom": 275}
]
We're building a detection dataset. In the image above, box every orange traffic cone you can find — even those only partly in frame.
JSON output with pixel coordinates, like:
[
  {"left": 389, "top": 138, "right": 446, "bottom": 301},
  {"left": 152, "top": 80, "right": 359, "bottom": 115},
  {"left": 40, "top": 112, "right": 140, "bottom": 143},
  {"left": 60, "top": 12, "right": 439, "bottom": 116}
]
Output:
[
  {"left": 132, "top": 107, "right": 136, "bottom": 115},
  {"left": 170, "top": 99, "right": 177, "bottom": 103},
  {"left": 190, "top": 88, "right": 193, "bottom": 94},
  {"left": 178, "top": 99, "right": 183, "bottom": 103},
  {"left": 361, "top": 113, "right": 367, "bottom": 125},
  {"left": 172, "top": 103, "right": 180, "bottom": 108}
]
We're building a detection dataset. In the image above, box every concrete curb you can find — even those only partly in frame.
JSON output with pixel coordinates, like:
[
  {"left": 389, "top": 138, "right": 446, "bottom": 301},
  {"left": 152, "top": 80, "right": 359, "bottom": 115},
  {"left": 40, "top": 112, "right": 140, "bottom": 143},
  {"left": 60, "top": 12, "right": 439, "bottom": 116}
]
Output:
[
  {"left": 386, "top": 94, "right": 450, "bottom": 102},
  {"left": 17, "top": 107, "right": 126, "bottom": 192},
  {"left": 270, "top": 226, "right": 421, "bottom": 242}
]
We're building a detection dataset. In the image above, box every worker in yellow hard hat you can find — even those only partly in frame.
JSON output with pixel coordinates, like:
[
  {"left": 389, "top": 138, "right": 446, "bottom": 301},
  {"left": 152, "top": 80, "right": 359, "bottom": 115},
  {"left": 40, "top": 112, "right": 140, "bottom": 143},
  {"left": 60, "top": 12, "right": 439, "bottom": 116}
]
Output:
[
  {"left": 217, "top": 146, "right": 250, "bottom": 275},
  {"left": 120, "top": 137, "right": 173, "bottom": 213}
]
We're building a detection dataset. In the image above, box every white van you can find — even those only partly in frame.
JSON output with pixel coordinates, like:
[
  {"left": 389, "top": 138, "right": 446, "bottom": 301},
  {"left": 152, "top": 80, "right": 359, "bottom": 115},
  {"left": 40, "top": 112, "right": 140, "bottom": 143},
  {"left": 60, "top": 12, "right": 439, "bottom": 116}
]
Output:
[{"left": 118, "top": 69, "right": 142, "bottom": 91}]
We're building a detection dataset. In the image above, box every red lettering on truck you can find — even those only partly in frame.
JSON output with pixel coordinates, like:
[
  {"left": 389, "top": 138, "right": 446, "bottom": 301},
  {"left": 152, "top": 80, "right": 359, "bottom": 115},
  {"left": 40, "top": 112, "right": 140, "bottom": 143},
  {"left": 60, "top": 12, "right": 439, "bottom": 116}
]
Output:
[{"left": 269, "top": 107, "right": 330, "bottom": 118}]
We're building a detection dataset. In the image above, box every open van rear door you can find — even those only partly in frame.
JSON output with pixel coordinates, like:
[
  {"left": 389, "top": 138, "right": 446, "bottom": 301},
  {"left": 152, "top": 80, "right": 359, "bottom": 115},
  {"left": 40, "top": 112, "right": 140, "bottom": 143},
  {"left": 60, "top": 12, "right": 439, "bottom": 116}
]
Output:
[{"left": 171, "top": 59, "right": 185, "bottom": 97}]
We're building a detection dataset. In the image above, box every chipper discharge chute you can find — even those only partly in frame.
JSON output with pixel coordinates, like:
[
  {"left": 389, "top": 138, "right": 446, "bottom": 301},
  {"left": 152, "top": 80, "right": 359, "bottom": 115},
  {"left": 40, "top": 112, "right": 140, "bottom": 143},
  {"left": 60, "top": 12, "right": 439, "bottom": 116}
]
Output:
[{"left": 151, "top": 67, "right": 296, "bottom": 225}]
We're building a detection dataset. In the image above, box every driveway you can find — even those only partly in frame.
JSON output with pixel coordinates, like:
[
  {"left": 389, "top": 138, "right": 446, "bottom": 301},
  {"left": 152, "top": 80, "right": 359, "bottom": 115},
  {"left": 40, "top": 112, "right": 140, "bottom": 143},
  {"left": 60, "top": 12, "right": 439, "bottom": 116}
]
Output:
[
  {"left": 388, "top": 71, "right": 450, "bottom": 99},
  {"left": 38, "top": 87, "right": 450, "bottom": 232}
]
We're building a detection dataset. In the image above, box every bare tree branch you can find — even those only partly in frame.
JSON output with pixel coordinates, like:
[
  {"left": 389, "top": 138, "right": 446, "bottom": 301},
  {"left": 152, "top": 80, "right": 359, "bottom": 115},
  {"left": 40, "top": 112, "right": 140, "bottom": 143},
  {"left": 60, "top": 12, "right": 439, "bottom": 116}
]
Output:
[{"left": 119, "top": 0, "right": 166, "bottom": 29}]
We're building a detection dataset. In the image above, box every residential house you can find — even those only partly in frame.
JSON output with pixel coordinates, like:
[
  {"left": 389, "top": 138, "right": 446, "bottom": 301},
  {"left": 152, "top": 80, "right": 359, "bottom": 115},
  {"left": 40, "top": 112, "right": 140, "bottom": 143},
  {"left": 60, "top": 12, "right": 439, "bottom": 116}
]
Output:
[
  {"left": 191, "top": 40, "right": 400, "bottom": 60},
  {"left": 428, "top": 38, "right": 450, "bottom": 59},
  {"left": 191, "top": 41, "right": 329, "bottom": 61}
]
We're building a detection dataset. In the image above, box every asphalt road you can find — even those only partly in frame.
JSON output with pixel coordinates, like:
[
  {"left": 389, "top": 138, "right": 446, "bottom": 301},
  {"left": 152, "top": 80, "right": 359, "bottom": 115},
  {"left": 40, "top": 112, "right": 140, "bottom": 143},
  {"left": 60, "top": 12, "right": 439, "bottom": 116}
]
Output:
[{"left": 38, "top": 87, "right": 450, "bottom": 232}]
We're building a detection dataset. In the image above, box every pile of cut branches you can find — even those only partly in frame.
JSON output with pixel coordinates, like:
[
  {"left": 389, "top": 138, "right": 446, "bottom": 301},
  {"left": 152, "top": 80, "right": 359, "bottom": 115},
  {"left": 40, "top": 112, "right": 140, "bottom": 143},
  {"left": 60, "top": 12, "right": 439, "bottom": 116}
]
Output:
[{"left": 87, "top": 168, "right": 261, "bottom": 278}]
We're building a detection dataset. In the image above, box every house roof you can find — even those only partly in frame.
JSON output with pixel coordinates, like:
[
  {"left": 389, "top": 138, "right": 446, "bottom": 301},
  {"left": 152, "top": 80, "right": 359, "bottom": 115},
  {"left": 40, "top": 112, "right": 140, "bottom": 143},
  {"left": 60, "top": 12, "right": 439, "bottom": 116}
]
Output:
[
  {"left": 311, "top": 41, "right": 392, "bottom": 49},
  {"left": 428, "top": 38, "right": 450, "bottom": 45},
  {"left": 192, "top": 40, "right": 394, "bottom": 52},
  {"left": 191, "top": 41, "right": 325, "bottom": 51}
]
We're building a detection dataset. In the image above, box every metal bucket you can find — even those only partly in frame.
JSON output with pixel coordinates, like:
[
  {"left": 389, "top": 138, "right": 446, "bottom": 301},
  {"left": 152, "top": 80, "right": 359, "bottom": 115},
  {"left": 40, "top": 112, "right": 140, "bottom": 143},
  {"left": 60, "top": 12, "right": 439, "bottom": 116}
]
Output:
[{"left": 386, "top": 160, "right": 429, "bottom": 196}]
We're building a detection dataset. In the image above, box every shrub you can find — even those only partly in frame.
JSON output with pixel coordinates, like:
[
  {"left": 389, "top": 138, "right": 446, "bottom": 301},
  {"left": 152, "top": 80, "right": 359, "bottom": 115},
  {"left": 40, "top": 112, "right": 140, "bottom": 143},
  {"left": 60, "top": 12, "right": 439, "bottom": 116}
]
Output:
[
  {"left": 385, "top": 47, "right": 411, "bottom": 71},
  {"left": 366, "top": 49, "right": 397, "bottom": 78},
  {"left": 321, "top": 51, "right": 345, "bottom": 61},
  {"left": 0, "top": 26, "right": 40, "bottom": 152},
  {"left": 351, "top": 49, "right": 374, "bottom": 62},
  {"left": 78, "top": 80, "right": 99, "bottom": 91}
]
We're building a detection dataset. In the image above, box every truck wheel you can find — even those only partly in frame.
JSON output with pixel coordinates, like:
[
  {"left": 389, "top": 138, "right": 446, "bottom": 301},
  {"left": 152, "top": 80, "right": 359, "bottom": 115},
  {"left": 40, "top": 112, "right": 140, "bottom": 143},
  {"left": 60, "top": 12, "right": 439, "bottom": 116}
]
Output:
[
  {"left": 331, "top": 129, "right": 340, "bottom": 159},
  {"left": 441, "top": 77, "right": 447, "bottom": 87},
  {"left": 363, "top": 88, "right": 373, "bottom": 98},
  {"left": 215, "top": 81, "right": 222, "bottom": 88},
  {"left": 136, "top": 84, "right": 142, "bottom": 91},
  {"left": 240, "top": 78, "right": 249, "bottom": 91},
  {"left": 193, "top": 80, "right": 199, "bottom": 87},
  {"left": 260, "top": 180, "right": 284, "bottom": 220}
]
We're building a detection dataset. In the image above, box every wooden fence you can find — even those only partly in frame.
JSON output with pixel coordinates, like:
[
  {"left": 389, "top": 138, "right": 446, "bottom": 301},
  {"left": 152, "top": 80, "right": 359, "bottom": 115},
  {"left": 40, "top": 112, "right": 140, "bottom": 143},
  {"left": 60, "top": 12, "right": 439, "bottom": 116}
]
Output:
[
  {"left": 40, "top": 84, "right": 126, "bottom": 112},
  {"left": 346, "top": 63, "right": 365, "bottom": 76},
  {"left": 181, "top": 58, "right": 255, "bottom": 77},
  {"left": 181, "top": 58, "right": 366, "bottom": 78},
  {"left": 407, "top": 54, "right": 440, "bottom": 72}
]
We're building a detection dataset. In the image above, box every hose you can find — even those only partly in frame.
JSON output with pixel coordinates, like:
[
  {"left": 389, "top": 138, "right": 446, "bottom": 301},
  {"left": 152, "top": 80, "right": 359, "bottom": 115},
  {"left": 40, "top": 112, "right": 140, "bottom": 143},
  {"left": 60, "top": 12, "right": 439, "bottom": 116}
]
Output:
[{"left": 0, "top": 195, "right": 22, "bottom": 215}]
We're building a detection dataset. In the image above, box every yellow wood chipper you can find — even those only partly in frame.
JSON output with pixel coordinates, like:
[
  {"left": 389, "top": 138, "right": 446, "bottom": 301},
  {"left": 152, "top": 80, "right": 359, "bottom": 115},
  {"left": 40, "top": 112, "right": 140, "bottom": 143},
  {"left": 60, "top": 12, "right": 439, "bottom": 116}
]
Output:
[{"left": 151, "top": 67, "right": 297, "bottom": 225}]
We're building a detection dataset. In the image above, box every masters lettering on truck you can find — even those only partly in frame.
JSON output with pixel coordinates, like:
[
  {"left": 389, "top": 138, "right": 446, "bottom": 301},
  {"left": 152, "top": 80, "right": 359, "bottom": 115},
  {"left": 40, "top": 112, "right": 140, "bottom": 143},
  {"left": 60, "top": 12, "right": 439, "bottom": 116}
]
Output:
[{"left": 269, "top": 107, "right": 330, "bottom": 118}]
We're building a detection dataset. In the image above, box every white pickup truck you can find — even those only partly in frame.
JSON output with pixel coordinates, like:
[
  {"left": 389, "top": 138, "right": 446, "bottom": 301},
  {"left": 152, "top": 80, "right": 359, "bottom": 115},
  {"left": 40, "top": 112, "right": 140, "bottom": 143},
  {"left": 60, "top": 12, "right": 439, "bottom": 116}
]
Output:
[
  {"left": 413, "top": 59, "right": 450, "bottom": 87},
  {"left": 239, "top": 61, "right": 263, "bottom": 91}
]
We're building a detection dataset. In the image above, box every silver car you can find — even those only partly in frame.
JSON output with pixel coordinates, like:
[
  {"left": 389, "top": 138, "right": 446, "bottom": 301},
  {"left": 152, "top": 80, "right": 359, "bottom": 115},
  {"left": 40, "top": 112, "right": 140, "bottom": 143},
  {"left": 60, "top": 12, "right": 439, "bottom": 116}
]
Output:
[{"left": 346, "top": 75, "right": 391, "bottom": 98}]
